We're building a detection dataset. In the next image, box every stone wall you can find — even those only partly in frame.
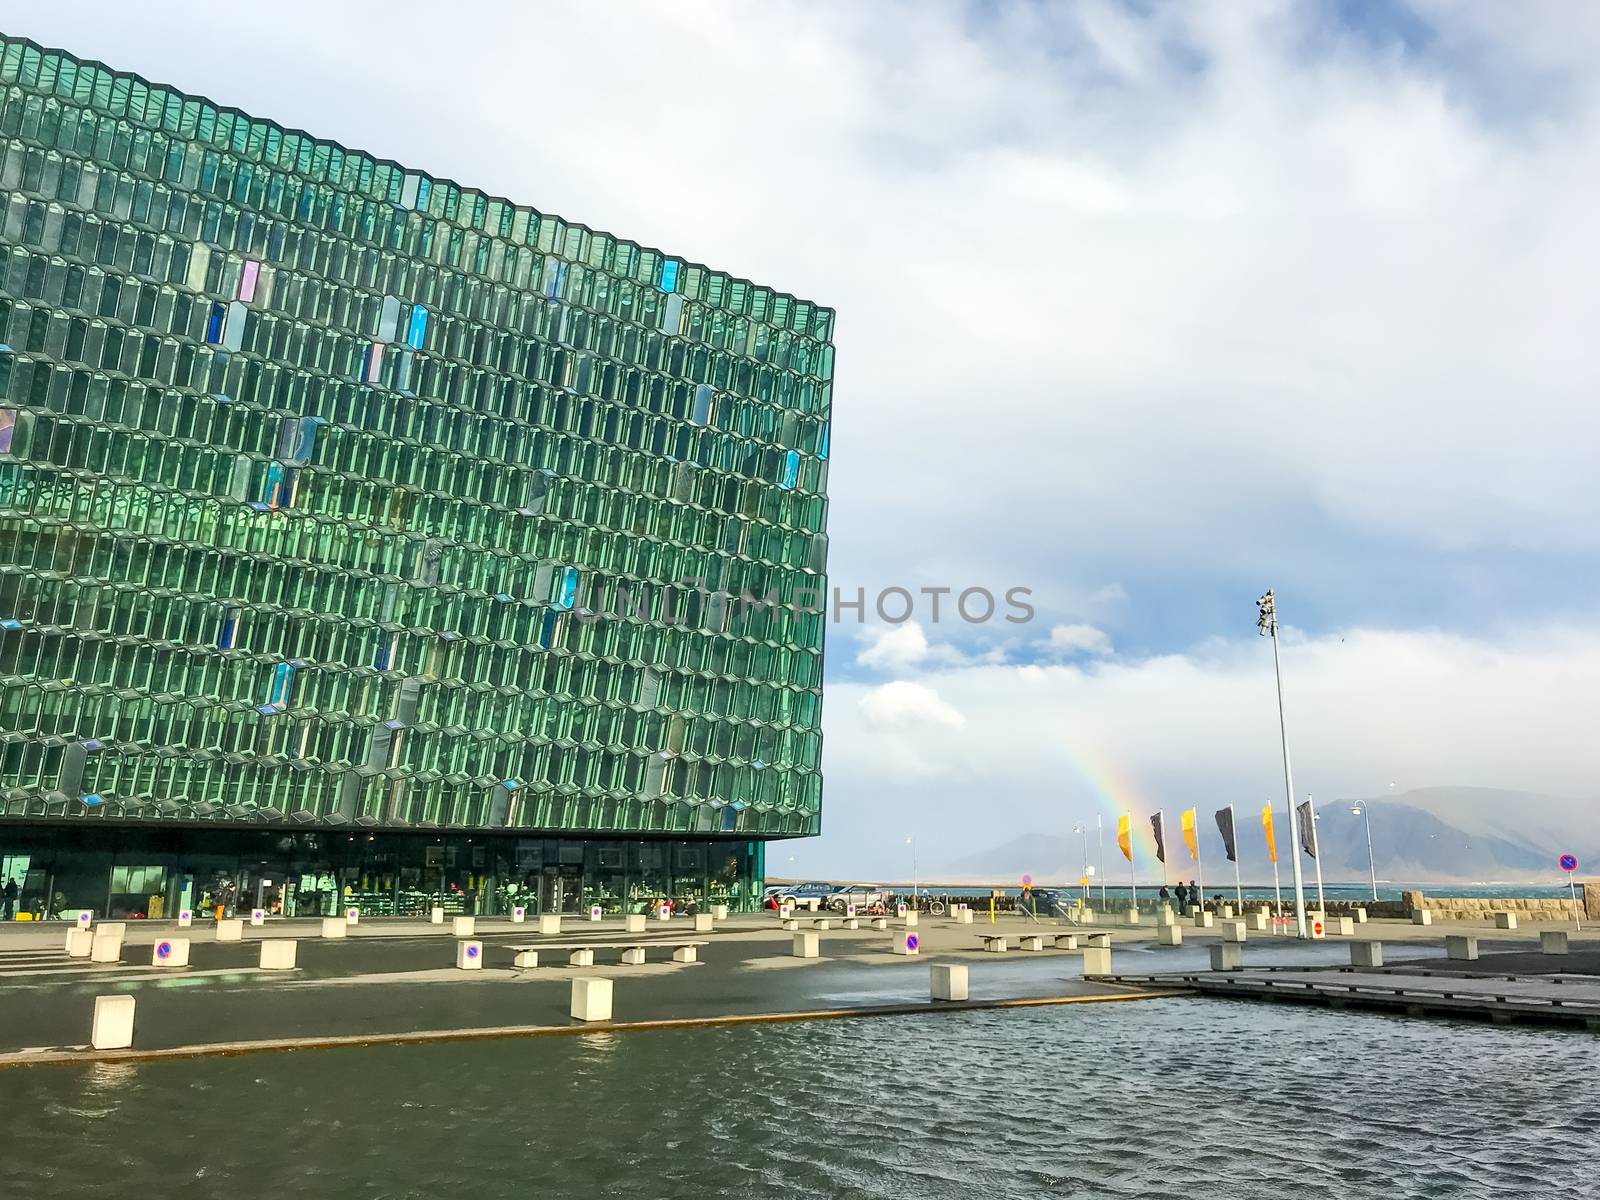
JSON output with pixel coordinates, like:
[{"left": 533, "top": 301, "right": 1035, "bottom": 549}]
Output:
[{"left": 1401, "top": 889, "right": 1591, "bottom": 923}]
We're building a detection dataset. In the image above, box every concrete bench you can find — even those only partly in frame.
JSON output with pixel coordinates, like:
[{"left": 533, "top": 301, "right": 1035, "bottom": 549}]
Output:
[
  {"left": 508, "top": 940, "right": 709, "bottom": 968},
  {"left": 1445, "top": 934, "right": 1479, "bottom": 961},
  {"left": 977, "top": 934, "right": 1009, "bottom": 953}
]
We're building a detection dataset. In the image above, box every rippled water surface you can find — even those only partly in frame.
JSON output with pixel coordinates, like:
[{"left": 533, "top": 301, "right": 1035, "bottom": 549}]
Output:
[{"left": 1, "top": 1000, "right": 1591, "bottom": 1198}]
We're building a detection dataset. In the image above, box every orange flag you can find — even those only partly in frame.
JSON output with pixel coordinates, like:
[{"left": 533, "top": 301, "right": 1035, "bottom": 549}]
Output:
[
  {"left": 1117, "top": 813, "right": 1132, "bottom": 862},
  {"left": 1262, "top": 805, "right": 1277, "bottom": 863},
  {"left": 1181, "top": 809, "right": 1199, "bottom": 861}
]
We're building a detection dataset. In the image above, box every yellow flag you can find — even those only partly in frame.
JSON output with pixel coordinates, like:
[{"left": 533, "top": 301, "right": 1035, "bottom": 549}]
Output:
[
  {"left": 1116, "top": 813, "right": 1132, "bottom": 861},
  {"left": 1262, "top": 805, "right": 1277, "bottom": 863},
  {"left": 1181, "top": 808, "right": 1198, "bottom": 860}
]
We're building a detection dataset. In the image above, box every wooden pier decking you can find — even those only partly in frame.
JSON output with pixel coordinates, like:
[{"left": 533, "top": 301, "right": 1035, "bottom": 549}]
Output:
[{"left": 1104, "top": 967, "right": 1600, "bottom": 1030}]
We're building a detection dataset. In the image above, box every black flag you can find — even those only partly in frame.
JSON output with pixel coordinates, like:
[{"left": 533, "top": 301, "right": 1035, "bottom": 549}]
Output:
[
  {"left": 1214, "top": 807, "right": 1237, "bottom": 864},
  {"left": 1149, "top": 811, "right": 1167, "bottom": 864},
  {"left": 1296, "top": 799, "right": 1317, "bottom": 859}
]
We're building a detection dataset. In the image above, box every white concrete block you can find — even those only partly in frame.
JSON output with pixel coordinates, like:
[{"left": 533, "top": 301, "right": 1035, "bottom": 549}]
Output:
[
  {"left": 982, "top": 936, "right": 1009, "bottom": 953},
  {"left": 1194, "top": 912, "right": 1215, "bottom": 928},
  {"left": 694, "top": 913, "right": 714, "bottom": 933},
  {"left": 781, "top": 919, "right": 799, "bottom": 931},
  {"left": 513, "top": 950, "right": 540, "bottom": 969},
  {"left": 250, "top": 909, "right": 265, "bottom": 927},
  {"left": 66, "top": 928, "right": 94, "bottom": 958},
  {"left": 1221, "top": 905, "right": 1235, "bottom": 919},
  {"left": 1085, "top": 932, "right": 1112, "bottom": 948},
  {"left": 1156, "top": 908, "right": 1176, "bottom": 927},
  {"left": 1247, "top": 912, "right": 1268, "bottom": 931},
  {"left": 1541, "top": 930, "right": 1569, "bottom": 955},
  {"left": 568, "top": 949, "right": 595, "bottom": 967},
  {"left": 1125, "top": 907, "right": 1142, "bottom": 926},
  {"left": 91, "top": 994, "right": 136, "bottom": 1050},
  {"left": 1446, "top": 935, "right": 1479, "bottom": 961},
  {"left": 570, "top": 976, "right": 613, "bottom": 1022},
  {"left": 805, "top": 898, "right": 820, "bottom": 912},
  {"left": 259, "top": 940, "right": 298, "bottom": 970},
  {"left": 90, "top": 932, "right": 122, "bottom": 963},
  {"left": 903, "top": 911, "right": 918, "bottom": 928},
  {"left": 1078, "top": 908, "right": 1095, "bottom": 923},
  {"left": 896, "top": 903, "right": 907, "bottom": 917},
  {"left": 452, "top": 916, "right": 475, "bottom": 937},
  {"left": 672, "top": 946, "right": 699, "bottom": 963},
  {"left": 1308, "top": 916, "right": 1326, "bottom": 940},
  {"left": 620, "top": 947, "right": 647, "bottom": 966},
  {"left": 1222, "top": 921, "right": 1247, "bottom": 943},
  {"left": 1494, "top": 912, "right": 1518, "bottom": 930},
  {"left": 1186, "top": 905, "right": 1201, "bottom": 917},
  {"left": 1351, "top": 941, "right": 1383, "bottom": 968},
  {"left": 1054, "top": 933, "right": 1079, "bottom": 950},
  {"left": 346, "top": 908, "right": 360, "bottom": 924},
  {"left": 1353, "top": 907, "right": 1368, "bottom": 923},
  {"left": 1209, "top": 942, "right": 1243, "bottom": 971},
  {"left": 870, "top": 918, "right": 888, "bottom": 931},
  {"left": 1081, "top": 946, "right": 1112, "bottom": 974},
  {"left": 96, "top": 922, "right": 125, "bottom": 939},
  {"left": 215, "top": 918, "right": 243, "bottom": 942},
  {"left": 1018, "top": 935, "right": 1044, "bottom": 952},
  {"left": 955, "top": 909, "right": 974, "bottom": 924},
  {"left": 658, "top": 904, "right": 674, "bottom": 921},
  {"left": 892, "top": 930, "right": 921, "bottom": 956},
  {"left": 590, "top": 906, "right": 603, "bottom": 922},
  {"left": 320, "top": 917, "right": 347, "bottom": 939},
  {"left": 792, "top": 932, "right": 820, "bottom": 959},
  {"left": 177, "top": 910, "right": 193, "bottom": 929},
  {"left": 931, "top": 963, "right": 969, "bottom": 1002},
  {"left": 842, "top": 918, "right": 860, "bottom": 930},
  {"left": 456, "top": 940, "right": 483, "bottom": 970},
  {"left": 815, "top": 919, "right": 831, "bottom": 931},
  {"left": 510, "top": 907, "right": 526, "bottom": 924},
  {"left": 711, "top": 905, "right": 729, "bottom": 920},
  {"left": 624, "top": 914, "right": 646, "bottom": 934},
  {"left": 76, "top": 911, "right": 94, "bottom": 930},
  {"left": 430, "top": 906, "right": 445, "bottom": 924},
  {"left": 1330, "top": 916, "right": 1355, "bottom": 936},
  {"left": 1157, "top": 923, "right": 1183, "bottom": 947},
  {"left": 151, "top": 937, "right": 189, "bottom": 967},
  {"left": 1412, "top": 909, "right": 1433, "bottom": 926}
]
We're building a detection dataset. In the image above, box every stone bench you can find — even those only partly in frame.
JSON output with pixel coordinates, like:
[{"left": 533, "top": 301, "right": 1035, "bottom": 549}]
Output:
[
  {"left": 977, "top": 934, "right": 1009, "bottom": 953},
  {"left": 1445, "top": 934, "right": 1478, "bottom": 961},
  {"left": 509, "top": 939, "right": 709, "bottom": 968}
]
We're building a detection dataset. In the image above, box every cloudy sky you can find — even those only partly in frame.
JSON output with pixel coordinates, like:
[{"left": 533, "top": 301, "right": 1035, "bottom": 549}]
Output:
[{"left": 14, "top": 1, "right": 1598, "bottom": 879}]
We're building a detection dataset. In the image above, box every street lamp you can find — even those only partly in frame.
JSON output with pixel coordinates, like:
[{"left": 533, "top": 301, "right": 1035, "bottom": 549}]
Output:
[
  {"left": 1258, "top": 590, "right": 1309, "bottom": 938},
  {"left": 906, "top": 836, "right": 916, "bottom": 911},
  {"left": 1351, "top": 801, "right": 1378, "bottom": 901}
]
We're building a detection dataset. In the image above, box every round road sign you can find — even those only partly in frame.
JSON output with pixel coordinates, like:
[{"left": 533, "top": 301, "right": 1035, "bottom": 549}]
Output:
[
  {"left": 1021, "top": 874, "right": 1033, "bottom": 887},
  {"left": 906, "top": 934, "right": 920, "bottom": 951},
  {"left": 1559, "top": 853, "right": 1579, "bottom": 873},
  {"left": 1312, "top": 919, "right": 1324, "bottom": 937},
  {"left": 466, "top": 944, "right": 480, "bottom": 958},
  {"left": 156, "top": 941, "right": 172, "bottom": 959}
]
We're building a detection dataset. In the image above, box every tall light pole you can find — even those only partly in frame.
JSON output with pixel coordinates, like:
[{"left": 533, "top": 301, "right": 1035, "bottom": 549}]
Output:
[
  {"left": 906, "top": 836, "right": 916, "bottom": 911},
  {"left": 1096, "top": 814, "right": 1105, "bottom": 908},
  {"left": 1351, "top": 801, "right": 1377, "bottom": 901},
  {"left": 1258, "top": 590, "right": 1308, "bottom": 939}
]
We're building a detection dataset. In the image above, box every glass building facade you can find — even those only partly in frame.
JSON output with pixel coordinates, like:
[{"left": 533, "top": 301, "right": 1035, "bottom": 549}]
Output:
[{"left": 0, "top": 37, "right": 832, "bottom": 919}]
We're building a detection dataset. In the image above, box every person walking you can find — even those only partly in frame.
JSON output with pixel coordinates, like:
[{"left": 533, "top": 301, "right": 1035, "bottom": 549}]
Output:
[
  {"left": 1158, "top": 885, "right": 1170, "bottom": 907},
  {"left": 1173, "top": 882, "right": 1188, "bottom": 910},
  {"left": 1188, "top": 881, "right": 1201, "bottom": 911},
  {"left": 1, "top": 876, "right": 17, "bottom": 920}
]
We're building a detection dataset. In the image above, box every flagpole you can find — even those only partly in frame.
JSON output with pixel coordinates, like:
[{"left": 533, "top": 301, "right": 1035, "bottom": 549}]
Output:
[
  {"left": 1157, "top": 809, "right": 1167, "bottom": 890},
  {"left": 1196, "top": 827, "right": 1205, "bottom": 911},
  {"left": 1272, "top": 857, "right": 1283, "bottom": 920},
  {"left": 1307, "top": 792, "right": 1326, "bottom": 912},
  {"left": 1126, "top": 811, "right": 1137, "bottom": 913},
  {"left": 1230, "top": 803, "right": 1243, "bottom": 909},
  {"left": 1097, "top": 814, "right": 1105, "bottom": 909},
  {"left": 1259, "top": 590, "right": 1308, "bottom": 939}
]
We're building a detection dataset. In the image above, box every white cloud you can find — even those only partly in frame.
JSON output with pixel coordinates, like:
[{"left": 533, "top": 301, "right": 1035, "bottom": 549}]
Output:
[
  {"left": 857, "top": 681, "right": 966, "bottom": 729},
  {"left": 857, "top": 624, "right": 932, "bottom": 670},
  {"left": 1046, "top": 623, "right": 1114, "bottom": 656}
]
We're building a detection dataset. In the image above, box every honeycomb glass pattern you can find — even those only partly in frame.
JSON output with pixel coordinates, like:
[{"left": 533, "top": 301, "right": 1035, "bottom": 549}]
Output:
[{"left": 0, "top": 37, "right": 831, "bottom": 843}]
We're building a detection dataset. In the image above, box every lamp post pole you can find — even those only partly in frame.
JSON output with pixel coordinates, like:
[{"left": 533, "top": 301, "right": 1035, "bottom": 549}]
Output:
[
  {"left": 906, "top": 836, "right": 916, "bottom": 912},
  {"left": 1352, "top": 802, "right": 1378, "bottom": 901},
  {"left": 1096, "top": 814, "right": 1105, "bottom": 908},
  {"left": 1258, "top": 590, "right": 1308, "bottom": 939}
]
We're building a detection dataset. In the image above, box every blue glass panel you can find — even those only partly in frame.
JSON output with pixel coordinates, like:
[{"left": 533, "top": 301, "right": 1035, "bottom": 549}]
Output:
[
  {"left": 779, "top": 450, "right": 801, "bottom": 490},
  {"left": 406, "top": 305, "right": 429, "bottom": 349},
  {"left": 660, "top": 260, "right": 679, "bottom": 292}
]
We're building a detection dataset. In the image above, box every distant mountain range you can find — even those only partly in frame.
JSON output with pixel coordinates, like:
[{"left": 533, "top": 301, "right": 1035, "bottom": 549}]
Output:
[{"left": 932, "top": 787, "right": 1594, "bottom": 886}]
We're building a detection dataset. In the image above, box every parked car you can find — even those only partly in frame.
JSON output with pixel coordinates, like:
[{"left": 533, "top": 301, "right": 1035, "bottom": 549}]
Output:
[
  {"left": 827, "top": 884, "right": 887, "bottom": 913},
  {"left": 775, "top": 881, "right": 837, "bottom": 907}
]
